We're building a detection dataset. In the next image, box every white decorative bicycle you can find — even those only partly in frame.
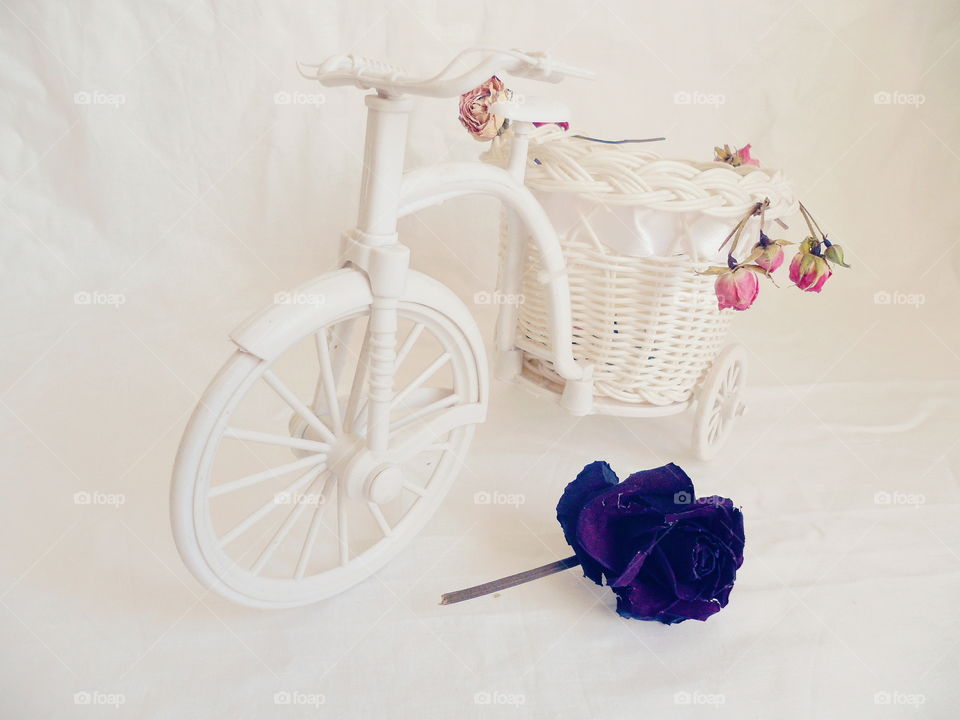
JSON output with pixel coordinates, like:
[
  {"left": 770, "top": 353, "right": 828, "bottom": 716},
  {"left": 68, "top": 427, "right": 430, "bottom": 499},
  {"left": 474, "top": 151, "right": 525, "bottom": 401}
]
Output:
[{"left": 171, "top": 47, "right": 780, "bottom": 608}]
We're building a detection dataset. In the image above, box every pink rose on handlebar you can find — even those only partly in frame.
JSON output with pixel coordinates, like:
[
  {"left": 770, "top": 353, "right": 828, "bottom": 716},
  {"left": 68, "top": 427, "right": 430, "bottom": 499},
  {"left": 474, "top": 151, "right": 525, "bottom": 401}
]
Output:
[{"left": 458, "top": 76, "right": 511, "bottom": 141}]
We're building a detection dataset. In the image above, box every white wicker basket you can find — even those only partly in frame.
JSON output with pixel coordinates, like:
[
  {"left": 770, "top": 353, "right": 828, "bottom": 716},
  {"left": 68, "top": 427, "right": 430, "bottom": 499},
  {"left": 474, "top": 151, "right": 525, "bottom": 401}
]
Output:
[{"left": 486, "top": 126, "right": 797, "bottom": 408}]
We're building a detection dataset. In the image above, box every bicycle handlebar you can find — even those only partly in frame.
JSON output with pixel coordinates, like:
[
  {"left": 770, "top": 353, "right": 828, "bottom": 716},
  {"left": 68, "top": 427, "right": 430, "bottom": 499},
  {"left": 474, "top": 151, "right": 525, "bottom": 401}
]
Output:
[{"left": 297, "top": 46, "right": 594, "bottom": 98}]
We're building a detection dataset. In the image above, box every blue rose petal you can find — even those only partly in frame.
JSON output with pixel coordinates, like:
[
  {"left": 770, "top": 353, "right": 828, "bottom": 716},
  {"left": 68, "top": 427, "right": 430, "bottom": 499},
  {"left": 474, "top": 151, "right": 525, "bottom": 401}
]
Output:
[
  {"left": 556, "top": 461, "right": 745, "bottom": 624},
  {"left": 619, "top": 463, "right": 697, "bottom": 513},
  {"left": 556, "top": 461, "right": 620, "bottom": 583}
]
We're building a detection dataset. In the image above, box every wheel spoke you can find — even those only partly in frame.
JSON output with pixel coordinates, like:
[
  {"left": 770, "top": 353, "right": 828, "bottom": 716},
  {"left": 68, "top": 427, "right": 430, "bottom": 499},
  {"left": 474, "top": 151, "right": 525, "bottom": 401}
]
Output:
[
  {"left": 353, "top": 398, "right": 370, "bottom": 435},
  {"left": 345, "top": 325, "right": 371, "bottom": 432},
  {"left": 219, "top": 464, "right": 327, "bottom": 547},
  {"left": 394, "top": 323, "right": 425, "bottom": 370},
  {"left": 719, "top": 380, "right": 731, "bottom": 399},
  {"left": 709, "top": 401, "right": 723, "bottom": 422},
  {"left": 263, "top": 369, "right": 337, "bottom": 445},
  {"left": 424, "top": 442, "right": 453, "bottom": 452},
  {"left": 726, "top": 364, "right": 741, "bottom": 390},
  {"left": 367, "top": 501, "right": 392, "bottom": 537},
  {"left": 708, "top": 414, "right": 723, "bottom": 443},
  {"left": 337, "top": 480, "right": 349, "bottom": 566},
  {"left": 391, "top": 394, "right": 460, "bottom": 433},
  {"left": 313, "top": 329, "right": 343, "bottom": 434},
  {"left": 402, "top": 480, "right": 427, "bottom": 497},
  {"left": 209, "top": 453, "right": 326, "bottom": 498},
  {"left": 388, "top": 404, "right": 482, "bottom": 462},
  {"left": 329, "top": 317, "right": 359, "bottom": 388},
  {"left": 708, "top": 411, "right": 722, "bottom": 437},
  {"left": 223, "top": 427, "right": 329, "bottom": 453},
  {"left": 251, "top": 473, "right": 326, "bottom": 575},
  {"left": 391, "top": 353, "right": 450, "bottom": 409},
  {"left": 294, "top": 474, "right": 336, "bottom": 579}
]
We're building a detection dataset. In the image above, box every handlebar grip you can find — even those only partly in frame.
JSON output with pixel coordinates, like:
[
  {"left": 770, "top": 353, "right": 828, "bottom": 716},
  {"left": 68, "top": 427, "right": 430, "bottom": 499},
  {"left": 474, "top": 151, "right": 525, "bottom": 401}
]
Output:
[
  {"left": 352, "top": 55, "right": 408, "bottom": 80},
  {"left": 509, "top": 51, "right": 595, "bottom": 83},
  {"left": 549, "top": 61, "right": 596, "bottom": 80},
  {"left": 299, "top": 54, "right": 409, "bottom": 85}
]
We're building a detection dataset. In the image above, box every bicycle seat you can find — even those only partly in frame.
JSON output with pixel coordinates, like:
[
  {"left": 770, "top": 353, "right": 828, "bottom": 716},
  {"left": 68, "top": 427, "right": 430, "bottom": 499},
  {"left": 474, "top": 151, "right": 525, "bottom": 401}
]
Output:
[{"left": 298, "top": 46, "right": 594, "bottom": 99}]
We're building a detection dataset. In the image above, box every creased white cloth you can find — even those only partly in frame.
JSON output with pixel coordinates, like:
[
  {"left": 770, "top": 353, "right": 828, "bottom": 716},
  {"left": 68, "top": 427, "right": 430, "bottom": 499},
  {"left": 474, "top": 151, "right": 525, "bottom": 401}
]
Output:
[{"left": 2, "top": 1, "right": 959, "bottom": 718}]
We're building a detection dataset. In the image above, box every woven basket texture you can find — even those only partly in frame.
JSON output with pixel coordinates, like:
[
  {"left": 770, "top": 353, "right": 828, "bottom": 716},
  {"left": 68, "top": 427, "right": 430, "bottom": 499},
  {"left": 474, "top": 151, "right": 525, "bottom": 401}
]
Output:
[{"left": 488, "top": 127, "right": 794, "bottom": 406}]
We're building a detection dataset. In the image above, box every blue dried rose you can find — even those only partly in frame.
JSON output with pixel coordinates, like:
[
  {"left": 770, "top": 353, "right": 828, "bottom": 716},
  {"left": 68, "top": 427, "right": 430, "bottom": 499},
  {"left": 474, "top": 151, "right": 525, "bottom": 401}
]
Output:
[{"left": 557, "top": 461, "right": 744, "bottom": 624}]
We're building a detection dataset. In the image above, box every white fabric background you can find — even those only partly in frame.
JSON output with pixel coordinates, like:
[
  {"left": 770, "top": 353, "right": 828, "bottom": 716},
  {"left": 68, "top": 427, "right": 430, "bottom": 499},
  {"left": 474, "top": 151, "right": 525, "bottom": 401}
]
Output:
[{"left": 2, "top": 1, "right": 959, "bottom": 718}]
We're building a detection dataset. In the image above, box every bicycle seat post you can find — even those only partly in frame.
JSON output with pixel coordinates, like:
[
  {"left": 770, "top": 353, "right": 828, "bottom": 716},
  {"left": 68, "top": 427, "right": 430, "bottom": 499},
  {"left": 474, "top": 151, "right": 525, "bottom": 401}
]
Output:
[
  {"left": 356, "top": 93, "right": 414, "bottom": 244},
  {"left": 506, "top": 120, "right": 532, "bottom": 183}
]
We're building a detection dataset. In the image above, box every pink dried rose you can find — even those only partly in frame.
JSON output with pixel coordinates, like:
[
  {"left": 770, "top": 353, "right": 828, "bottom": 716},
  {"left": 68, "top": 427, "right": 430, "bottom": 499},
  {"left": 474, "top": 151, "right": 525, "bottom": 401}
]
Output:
[
  {"left": 752, "top": 231, "right": 788, "bottom": 272},
  {"left": 737, "top": 144, "right": 759, "bottom": 167},
  {"left": 704, "top": 200, "right": 847, "bottom": 308},
  {"left": 458, "top": 76, "right": 511, "bottom": 141},
  {"left": 789, "top": 238, "right": 832, "bottom": 292},
  {"left": 714, "top": 266, "right": 760, "bottom": 311},
  {"left": 714, "top": 143, "right": 760, "bottom": 167},
  {"left": 755, "top": 244, "right": 784, "bottom": 272}
]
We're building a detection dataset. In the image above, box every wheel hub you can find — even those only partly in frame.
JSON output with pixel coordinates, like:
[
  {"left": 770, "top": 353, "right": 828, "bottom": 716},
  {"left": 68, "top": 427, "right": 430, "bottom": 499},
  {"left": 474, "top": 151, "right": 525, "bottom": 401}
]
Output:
[
  {"left": 365, "top": 464, "right": 403, "bottom": 504},
  {"left": 339, "top": 448, "right": 404, "bottom": 503},
  {"left": 289, "top": 414, "right": 403, "bottom": 503},
  {"left": 719, "top": 388, "right": 747, "bottom": 420},
  {"left": 324, "top": 431, "right": 364, "bottom": 473}
]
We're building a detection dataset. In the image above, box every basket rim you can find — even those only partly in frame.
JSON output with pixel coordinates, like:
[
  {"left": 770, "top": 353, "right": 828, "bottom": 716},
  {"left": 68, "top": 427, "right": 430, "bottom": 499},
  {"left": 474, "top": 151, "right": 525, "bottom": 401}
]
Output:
[{"left": 484, "top": 126, "right": 798, "bottom": 219}]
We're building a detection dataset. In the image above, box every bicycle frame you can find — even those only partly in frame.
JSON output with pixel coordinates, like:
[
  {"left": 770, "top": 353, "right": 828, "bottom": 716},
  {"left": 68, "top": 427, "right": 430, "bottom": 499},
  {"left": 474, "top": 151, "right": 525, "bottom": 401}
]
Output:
[{"left": 338, "top": 92, "right": 590, "bottom": 451}]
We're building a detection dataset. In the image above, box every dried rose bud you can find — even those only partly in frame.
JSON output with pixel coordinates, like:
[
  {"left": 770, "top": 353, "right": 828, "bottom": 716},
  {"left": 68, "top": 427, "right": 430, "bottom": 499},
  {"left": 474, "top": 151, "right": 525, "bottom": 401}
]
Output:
[
  {"left": 715, "top": 267, "right": 760, "bottom": 311},
  {"left": 714, "top": 143, "right": 760, "bottom": 167},
  {"left": 755, "top": 244, "right": 784, "bottom": 272},
  {"left": 789, "top": 239, "right": 832, "bottom": 292},
  {"left": 736, "top": 144, "right": 759, "bottom": 167},
  {"left": 752, "top": 232, "right": 786, "bottom": 272},
  {"left": 823, "top": 242, "right": 850, "bottom": 268},
  {"left": 714, "top": 144, "right": 734, "bottom": 163}
]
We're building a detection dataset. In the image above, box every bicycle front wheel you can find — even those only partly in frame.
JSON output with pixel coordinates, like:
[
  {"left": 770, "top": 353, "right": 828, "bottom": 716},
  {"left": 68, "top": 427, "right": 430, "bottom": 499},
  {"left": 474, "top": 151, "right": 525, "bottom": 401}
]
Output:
[{"left": 172, "top": 271, "right": 484, "bottom": 608}]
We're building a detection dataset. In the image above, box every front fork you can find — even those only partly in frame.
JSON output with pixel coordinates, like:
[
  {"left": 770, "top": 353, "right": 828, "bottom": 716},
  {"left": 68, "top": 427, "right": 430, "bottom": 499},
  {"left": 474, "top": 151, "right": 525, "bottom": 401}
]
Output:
[
  {"left": 336, "top": 230, "right": 410, "bottom": 455},
  {"left": 362, "top": 243, "right": 410, "bottom": 452},
  {"left": 325, "top": 232, "right": 410, "bottom": 510}
]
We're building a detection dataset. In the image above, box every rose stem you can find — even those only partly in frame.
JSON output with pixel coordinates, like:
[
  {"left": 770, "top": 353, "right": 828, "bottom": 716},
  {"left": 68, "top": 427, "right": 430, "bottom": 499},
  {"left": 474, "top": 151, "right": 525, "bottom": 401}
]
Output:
[
  {"left": 798, "top": 202, "right": 820, "bottom": 241},
  {"left": 799, "top": 201, "right": 827, "bottom": 239},
  {"left": 723, "top": 202, "right": 761, "bottom": 259},
  {"left": 716, "top": 211, "right": 751, "bottom": 254},
  {"left": 439, "top": 555, "right": 580, "bottom": 606},
  {"left": 572, "top": 135, "right": 666, "bottom": 144}
]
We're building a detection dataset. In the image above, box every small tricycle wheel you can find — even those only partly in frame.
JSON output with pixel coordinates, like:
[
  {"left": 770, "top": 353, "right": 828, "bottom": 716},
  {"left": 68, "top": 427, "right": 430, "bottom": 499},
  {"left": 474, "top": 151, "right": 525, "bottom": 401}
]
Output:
[{"left": 692, "top": 344, "right": 748, "bottom": 460}]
